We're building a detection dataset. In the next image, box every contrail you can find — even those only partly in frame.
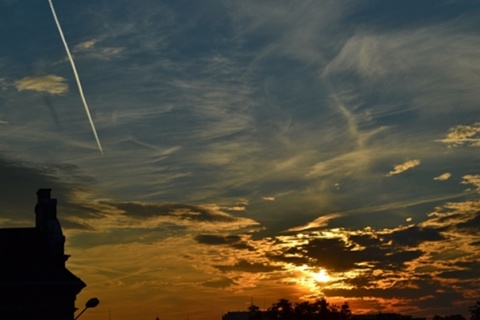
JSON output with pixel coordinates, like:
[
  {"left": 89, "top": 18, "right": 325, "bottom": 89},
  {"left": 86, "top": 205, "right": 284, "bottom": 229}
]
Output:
[{"left": 48, "top": 0, "right": 103, "bottom": 154}]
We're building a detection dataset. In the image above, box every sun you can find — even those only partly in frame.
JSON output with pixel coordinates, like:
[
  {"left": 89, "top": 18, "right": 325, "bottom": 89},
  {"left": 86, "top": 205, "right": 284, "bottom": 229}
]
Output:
[{"left": 311, "top": 269, "right": 331, "bottom": 283}]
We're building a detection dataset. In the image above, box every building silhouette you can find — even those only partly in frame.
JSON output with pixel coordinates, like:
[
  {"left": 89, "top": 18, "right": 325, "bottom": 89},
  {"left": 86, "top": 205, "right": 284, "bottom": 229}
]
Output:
[
  {"left": 0, "top": 189, "right": 86, "bottom": 320},
  {"left": 223, "top": 311, "right": 262, "bottom": 320}
]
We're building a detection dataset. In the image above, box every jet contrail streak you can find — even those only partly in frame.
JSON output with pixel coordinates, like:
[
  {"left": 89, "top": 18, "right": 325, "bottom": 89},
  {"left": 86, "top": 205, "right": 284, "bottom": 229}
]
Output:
[{"left": 48, "top": 0, "right": 103, "bottom": 154}]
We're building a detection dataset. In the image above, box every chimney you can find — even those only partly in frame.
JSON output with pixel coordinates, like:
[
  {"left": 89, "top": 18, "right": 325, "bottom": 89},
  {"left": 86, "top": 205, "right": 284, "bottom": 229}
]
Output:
[
  {"left": 35, "top": 188, "right": 56, "bottom": 228},
  {"left": 35, "top": 189, "right": 65, "bottom": 257}
]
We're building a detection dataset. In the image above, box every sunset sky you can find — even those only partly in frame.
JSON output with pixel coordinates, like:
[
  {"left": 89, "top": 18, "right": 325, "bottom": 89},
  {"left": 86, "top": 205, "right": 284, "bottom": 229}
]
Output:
[{"left": 1, "top": 1, "right": 480, "bottom": 319}]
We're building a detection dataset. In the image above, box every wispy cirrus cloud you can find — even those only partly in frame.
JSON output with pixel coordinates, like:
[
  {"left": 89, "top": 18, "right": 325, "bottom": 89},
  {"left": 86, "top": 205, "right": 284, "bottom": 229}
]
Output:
[
  {"left": 15, "top": 75, "right": 68, "bottom": 94},
  {"left": 63, "top": 197, "right": 260, "bottom": 236},
  {"left": 286, "top": 213, "right": 342, "bottom": 232},
  {"left": 74, "top": 39, "right": 99, "bottom": 52},
  {"left": 74, "top": 38, "right": 125, "bottom": 60},
  {"left": 0, "top": 77, "right": 8, "bottom": 90}
]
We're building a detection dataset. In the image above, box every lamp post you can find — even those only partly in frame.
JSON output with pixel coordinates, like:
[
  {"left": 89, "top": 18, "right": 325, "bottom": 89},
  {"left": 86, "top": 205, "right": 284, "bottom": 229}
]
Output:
[{"left": 75, "top": 297, "right": 100, "bottom": 320}]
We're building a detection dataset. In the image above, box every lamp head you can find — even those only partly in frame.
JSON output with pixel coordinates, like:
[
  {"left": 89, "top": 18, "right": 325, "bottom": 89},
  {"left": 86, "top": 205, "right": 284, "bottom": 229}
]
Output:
[{"left": 85, "top": 297, "right": 100, "bottom": 309}]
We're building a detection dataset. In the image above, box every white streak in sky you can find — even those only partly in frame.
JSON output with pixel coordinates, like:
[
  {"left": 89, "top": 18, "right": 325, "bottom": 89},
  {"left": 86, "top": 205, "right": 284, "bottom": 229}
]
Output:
[{"left": 48, "top": 0, "right": 104, "bottom": 154}]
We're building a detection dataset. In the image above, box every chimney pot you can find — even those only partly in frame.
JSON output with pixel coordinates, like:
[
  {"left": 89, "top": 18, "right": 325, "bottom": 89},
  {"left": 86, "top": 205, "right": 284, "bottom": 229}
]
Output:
[{"left": 36, "top": 188, "right": 52, "bottom": 201}]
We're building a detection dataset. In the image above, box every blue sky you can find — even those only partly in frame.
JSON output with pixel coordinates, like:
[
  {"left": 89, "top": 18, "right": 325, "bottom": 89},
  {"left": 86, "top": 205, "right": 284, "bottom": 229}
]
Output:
[{"left": 1, "top": 1, "right": 480, "bottom": 319}]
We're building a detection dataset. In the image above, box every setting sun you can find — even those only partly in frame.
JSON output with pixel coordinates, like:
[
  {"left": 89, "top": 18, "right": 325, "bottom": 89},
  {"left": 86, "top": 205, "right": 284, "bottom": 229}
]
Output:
[{"left": 312, "top": 269, "right": 331, "bottom": 283}]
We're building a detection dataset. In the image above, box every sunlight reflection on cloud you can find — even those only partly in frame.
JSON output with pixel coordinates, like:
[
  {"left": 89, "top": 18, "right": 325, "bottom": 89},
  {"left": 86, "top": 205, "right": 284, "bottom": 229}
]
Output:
[
  {"left": 387, "top": 159, "right": 421, "bottom": 176},
  {"left": 15, "top": 75, "right": 68, "bottom": 95}
]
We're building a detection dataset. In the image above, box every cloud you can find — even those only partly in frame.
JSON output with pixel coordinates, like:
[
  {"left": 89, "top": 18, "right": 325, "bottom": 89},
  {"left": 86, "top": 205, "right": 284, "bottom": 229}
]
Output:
[
  {"left": 215, "top": 259, "right": 281, "bottom": 273},
  {"left": 268, "top": 228, "right": 430, "bottom": 273},
  {"left": 73, "top": 38, "right": 124, "bottom": 60},
  {"left": 0, "top": 77, "right": 8, "bottom": 90},
  {"left": 15, "top": 75, "right": 68, "bottom": 94},
  {"left": 269, "top": 225, "right": 450, "bottom": 276},
  {"left": 201, "top": 277, "right": 235, "bottom": 288},
  {"left": 387, "top": 159, "right": 421, "bottom": 176},
  {"left": 262, "top": 197, "right": 276, "bottom": 201},
  {"left": 434, "top": 173, "right": 451, "bottom": 181},
  {"left": 0, "top": 155, "right": 101, "bottom": 229},
  {"left": 287, "top": 213, "right": 342, "bottom": 232},
  {"left": 74, "top": 40, "right": 98, "bottom": 52},
  {"left": 422, "top": 201, "right": 480, "bottom": 230},
  {"left": 103, "top": 201, "right": 244, "bottom": 223},
  {"left": 228, "top": 1, "right": 349, "bottom": 66},
  {"left": 324, "top": 23, "right": 480, "bottom": 116},
  {"left": 383, "top": 226, "right": 444, "bottom": 247},
  {"left": 462, "top": 175, "right": 480, "bottom": 192},
  {"left": 194, "top": 234, "right": 255, "bottom": 251},
  {"left": 65, "top": 199, "right": 261, "bottom": 234},
  {"left": 194, "top": 234, "right": 242, "bottom": 245},
  {"left": 259, "top": 212, "right": 478, "bottom": 316},
  {"left": 439, "top": 123, "right": 480, "bottom": 147},
  {"left": 84, "top": 47, "right": 125, "bottom": 60}
]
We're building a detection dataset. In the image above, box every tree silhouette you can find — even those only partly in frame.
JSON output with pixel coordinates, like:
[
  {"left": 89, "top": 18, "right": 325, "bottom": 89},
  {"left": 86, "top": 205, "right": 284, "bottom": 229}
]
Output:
[
  {"left": 294, "top": 301, "right": 318, "bottom": 320},
  {"left": 470, "top": 301, "right": 480, "bottom": 320},
  {"left": 268, "top": 299, "right": 294, "bottom": 320},
  {"left": 248, "top": 297, "right": 352, "bottom": 320},
  {"left": 248, "top": 304, "right": 264, "bottom": 320}
]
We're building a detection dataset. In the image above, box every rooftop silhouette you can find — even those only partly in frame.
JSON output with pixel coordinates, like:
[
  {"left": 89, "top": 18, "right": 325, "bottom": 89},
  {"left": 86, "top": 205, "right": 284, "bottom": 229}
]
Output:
[{"left": 0, "top": 189, "right": 86, "bottom": 320}]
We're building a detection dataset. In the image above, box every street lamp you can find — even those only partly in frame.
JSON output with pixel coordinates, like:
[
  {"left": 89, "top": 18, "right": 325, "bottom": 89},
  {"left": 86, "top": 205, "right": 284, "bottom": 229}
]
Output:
[{"left": 75, "top": 297, "right": 100, "bottom": 320}]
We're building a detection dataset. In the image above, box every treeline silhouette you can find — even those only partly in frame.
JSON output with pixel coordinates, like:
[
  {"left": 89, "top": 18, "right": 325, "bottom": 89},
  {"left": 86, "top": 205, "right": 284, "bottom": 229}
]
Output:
[
  {"left": 433, "top": 301, "right": 480, "bottom": 320},
  {"left": 247, "top": 298, "right": 351, "bottom": 320},
  {"left": 245, "top": 298, "right": 480, "bottom": 320}
]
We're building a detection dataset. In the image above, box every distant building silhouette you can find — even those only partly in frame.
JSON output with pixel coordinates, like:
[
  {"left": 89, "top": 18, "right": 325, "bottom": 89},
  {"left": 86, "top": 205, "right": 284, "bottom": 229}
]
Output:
[
  {"left": 223, "top": 311, "right": 258, "bottom": 320},
  {"left": 0, "top": 189, "right": 86, "bottom": 320}
]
